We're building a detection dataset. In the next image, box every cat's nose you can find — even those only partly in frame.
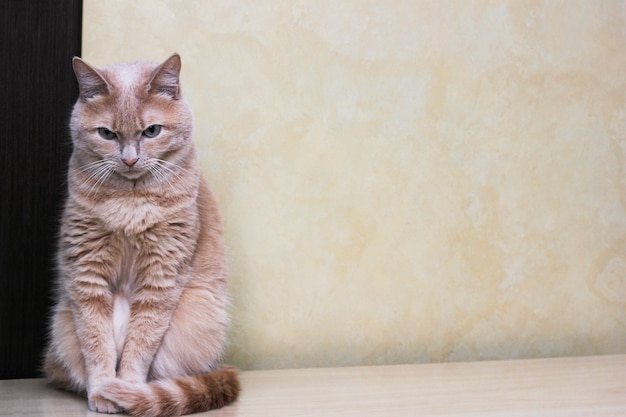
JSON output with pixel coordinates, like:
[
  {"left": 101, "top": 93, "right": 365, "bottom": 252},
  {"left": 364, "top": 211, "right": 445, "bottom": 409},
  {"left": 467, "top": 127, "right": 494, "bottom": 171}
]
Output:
[{"left": 122, "top": 157, "right": 139, "bottom": 167}]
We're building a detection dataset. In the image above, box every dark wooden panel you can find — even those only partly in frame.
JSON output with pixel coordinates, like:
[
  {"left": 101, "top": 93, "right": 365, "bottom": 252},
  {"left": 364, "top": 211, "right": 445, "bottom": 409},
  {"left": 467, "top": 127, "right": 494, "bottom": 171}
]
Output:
[{"left": 0, "top": 0, "right": 82, "bottom": 379}]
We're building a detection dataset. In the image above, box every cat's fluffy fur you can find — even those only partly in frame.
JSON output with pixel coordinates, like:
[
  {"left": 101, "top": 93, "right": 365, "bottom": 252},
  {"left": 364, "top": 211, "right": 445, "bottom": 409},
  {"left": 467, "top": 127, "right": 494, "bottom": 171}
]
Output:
[{"left": 44, "top": 54, "right": 240, "bottom": 416}]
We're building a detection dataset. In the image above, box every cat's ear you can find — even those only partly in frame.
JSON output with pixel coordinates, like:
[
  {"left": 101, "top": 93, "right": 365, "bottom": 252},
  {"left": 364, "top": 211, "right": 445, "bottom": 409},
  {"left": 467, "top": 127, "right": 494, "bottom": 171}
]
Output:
[
  {"left": 72, "top": 57, "right": 110, "bottom": 101},
  {"left": 148, "top": 53, "right": 182, "bottom": 99}
]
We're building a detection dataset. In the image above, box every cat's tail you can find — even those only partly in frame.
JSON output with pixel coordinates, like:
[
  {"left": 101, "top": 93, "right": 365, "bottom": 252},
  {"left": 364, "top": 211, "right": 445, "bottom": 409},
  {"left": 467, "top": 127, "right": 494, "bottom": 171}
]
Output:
[{"left": 99, "top": 366, "right": 240, "bottom": 417}]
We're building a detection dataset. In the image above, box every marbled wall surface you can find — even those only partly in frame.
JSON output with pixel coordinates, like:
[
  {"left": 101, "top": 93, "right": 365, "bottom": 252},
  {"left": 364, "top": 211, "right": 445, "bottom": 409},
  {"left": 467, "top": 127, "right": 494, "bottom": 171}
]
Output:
[{"left": 83, "top": 0, "right": 626, "bottom": 370}]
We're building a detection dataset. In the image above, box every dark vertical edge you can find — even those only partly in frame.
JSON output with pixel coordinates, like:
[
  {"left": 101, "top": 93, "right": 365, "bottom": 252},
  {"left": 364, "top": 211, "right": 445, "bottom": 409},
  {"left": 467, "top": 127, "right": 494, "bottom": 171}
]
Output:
[{"left": 0, "top": 0, "right": 82, "bottom": 379}]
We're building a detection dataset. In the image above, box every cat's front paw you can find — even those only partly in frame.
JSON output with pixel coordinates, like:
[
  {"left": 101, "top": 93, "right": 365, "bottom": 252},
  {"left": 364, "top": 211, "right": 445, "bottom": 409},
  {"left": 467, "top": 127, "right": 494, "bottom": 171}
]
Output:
[{"left": 88, "top": 391, "right": 122, "bottom": 414}]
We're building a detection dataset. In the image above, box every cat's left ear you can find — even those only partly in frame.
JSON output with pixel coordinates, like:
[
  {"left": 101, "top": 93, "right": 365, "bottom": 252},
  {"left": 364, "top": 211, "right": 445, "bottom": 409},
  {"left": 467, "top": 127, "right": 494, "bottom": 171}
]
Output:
[
  {"left": 148, "top": 53, "right": 182, "bottom": 99},
  {"left": 73, "top": 57, "right": 110, "bottom": 100}
]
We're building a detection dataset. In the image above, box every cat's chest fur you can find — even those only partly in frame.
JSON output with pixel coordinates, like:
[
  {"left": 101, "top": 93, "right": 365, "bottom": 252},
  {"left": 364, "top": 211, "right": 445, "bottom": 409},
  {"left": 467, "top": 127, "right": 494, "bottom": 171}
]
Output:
[
  {"left": 89, "top": 193, "right": 172, "bottom": 235},
  {"left": 113, "top": 235, "right": 140, "bottom": 291}
]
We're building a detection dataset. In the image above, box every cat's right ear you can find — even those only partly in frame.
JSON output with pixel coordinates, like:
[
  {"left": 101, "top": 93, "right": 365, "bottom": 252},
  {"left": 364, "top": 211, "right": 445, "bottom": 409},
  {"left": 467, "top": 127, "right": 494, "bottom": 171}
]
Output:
[{"left": 72, "top": 57, "right": 110, "bottom": 101}]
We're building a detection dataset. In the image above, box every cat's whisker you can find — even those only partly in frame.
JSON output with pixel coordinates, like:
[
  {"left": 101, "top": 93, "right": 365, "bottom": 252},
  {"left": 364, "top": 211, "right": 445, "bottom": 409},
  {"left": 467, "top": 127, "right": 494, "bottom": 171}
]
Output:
[
  {"left": 80, "top": 159, "right": 110, "bottom": 173},
  {"left": 82, "top": 161, "right": 115, "bottom": 197},
  {"left": 80, "top": 160, "right": 111, "bottom": 179},
  {"left": 92, "top": 168, "right": 114, "bottom": 197},
  {"left": 155, "top": 158, "right": 184, "bottom": 168},
  {"left": 158, "top": 164, "right": 191, "bottom": 186},
  {"left": 147, "top": 165, "right": 165, "bottom": 185},
  {"left": 148, "top": 159, "right": 187, "bottom": 191},
  {"left": 155, "top": 158, "right": 192, "bottom": 176},
  {"left": 149, "top": 162, "right": 178, "bottom": 191}
]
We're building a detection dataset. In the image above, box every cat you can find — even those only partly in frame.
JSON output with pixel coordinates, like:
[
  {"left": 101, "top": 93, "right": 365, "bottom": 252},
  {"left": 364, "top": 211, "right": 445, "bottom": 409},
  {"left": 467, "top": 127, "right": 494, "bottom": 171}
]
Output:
[{"left": 43, "top": 53, "right": 240, "bottom": 416}]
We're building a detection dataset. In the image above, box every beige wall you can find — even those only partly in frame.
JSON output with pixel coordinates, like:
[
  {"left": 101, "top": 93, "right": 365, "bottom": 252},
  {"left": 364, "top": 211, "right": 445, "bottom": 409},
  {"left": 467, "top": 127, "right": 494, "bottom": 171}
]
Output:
[{"left": 83, "top": 0, "right": 626, "bottom": 370}]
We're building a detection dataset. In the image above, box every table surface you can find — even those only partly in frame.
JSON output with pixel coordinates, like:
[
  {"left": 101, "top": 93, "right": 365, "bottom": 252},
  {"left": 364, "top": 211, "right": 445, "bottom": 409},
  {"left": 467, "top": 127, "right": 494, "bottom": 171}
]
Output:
[{"left": 1, "top": 354, "right": 625, "bottom": 416}]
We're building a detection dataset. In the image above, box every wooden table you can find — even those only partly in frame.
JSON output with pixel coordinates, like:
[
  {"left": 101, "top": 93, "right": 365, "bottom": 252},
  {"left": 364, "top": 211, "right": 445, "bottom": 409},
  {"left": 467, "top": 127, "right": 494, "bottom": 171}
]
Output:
[{"left": 1, "top": 355, "right": 624, "bottom": 416}]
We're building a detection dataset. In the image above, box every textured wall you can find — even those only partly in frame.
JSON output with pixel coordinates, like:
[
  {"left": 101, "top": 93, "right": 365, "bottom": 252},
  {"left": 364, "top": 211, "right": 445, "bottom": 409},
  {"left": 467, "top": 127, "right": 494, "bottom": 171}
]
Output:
[{"left": 83, "top": 0, "right": 626, "bottom": 370}]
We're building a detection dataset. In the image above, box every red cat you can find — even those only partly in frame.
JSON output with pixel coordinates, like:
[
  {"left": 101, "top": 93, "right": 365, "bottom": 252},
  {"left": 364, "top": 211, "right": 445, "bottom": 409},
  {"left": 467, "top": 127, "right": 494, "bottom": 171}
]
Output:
[{"left": 44, "top": 53, "right": 240, "bottom": 416}]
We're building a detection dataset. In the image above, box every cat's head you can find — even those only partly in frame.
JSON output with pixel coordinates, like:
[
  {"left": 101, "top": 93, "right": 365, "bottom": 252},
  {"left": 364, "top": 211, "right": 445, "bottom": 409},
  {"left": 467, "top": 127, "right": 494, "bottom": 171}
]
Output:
[{"left": 69, "top": 54, "right": 194, "bottom": 185}]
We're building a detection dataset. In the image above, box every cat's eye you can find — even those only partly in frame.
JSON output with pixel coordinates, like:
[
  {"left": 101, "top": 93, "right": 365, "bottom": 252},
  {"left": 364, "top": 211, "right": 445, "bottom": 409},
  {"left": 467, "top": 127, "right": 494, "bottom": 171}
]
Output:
[
  {"left": 142, "top": 124, "right": 162, "bottom": 138},
  {"left": 97, "top": 127, "right": 117, "bottom": 140}
]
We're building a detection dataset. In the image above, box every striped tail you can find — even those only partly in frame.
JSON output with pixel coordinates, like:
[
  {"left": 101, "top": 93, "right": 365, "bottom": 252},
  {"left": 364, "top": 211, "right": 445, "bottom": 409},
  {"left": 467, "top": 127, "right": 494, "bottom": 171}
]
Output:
[{"left": 99, "top": 367, "right": 240, "bottom": 417}]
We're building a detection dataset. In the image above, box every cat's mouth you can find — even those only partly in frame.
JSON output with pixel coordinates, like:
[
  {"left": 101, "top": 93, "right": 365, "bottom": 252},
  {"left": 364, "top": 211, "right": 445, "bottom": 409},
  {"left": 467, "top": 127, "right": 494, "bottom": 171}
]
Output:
[{"left": 117, "top": 167, "right": 146, "bottom": 181}]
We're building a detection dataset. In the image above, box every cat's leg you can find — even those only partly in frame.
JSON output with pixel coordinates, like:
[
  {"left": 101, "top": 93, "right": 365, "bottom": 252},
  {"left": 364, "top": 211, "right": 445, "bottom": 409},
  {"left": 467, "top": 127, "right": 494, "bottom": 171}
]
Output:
[
  {"left": 95, "top": 286, "right": 238, "bottom": 417},
  {"left": 115, "top": 284, "right": 181, "bottom": 383},
  {"left": 148, "top": 285, "right": 228, "bottom": 380},
  {"left": 70, "top": 293, "right": 120, "bottom": 414},
  {"left": 59, "top": 224, "right": 122, "bottom": 414},
  {"left": 45, "top": 300, "right": 121, "bottom": 413},
  {"left": 114, "top": 225, "right": 194, "bottom": 384},
  {"left": 44, "top": 303, "right": 87, "bottom": 396}
]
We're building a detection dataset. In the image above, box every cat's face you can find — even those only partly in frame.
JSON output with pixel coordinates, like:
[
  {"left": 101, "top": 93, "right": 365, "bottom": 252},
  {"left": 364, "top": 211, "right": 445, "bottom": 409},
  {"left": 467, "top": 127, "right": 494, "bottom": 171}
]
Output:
[{"left": 69, "top": 54, "right": 193, "bottom": 185}]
